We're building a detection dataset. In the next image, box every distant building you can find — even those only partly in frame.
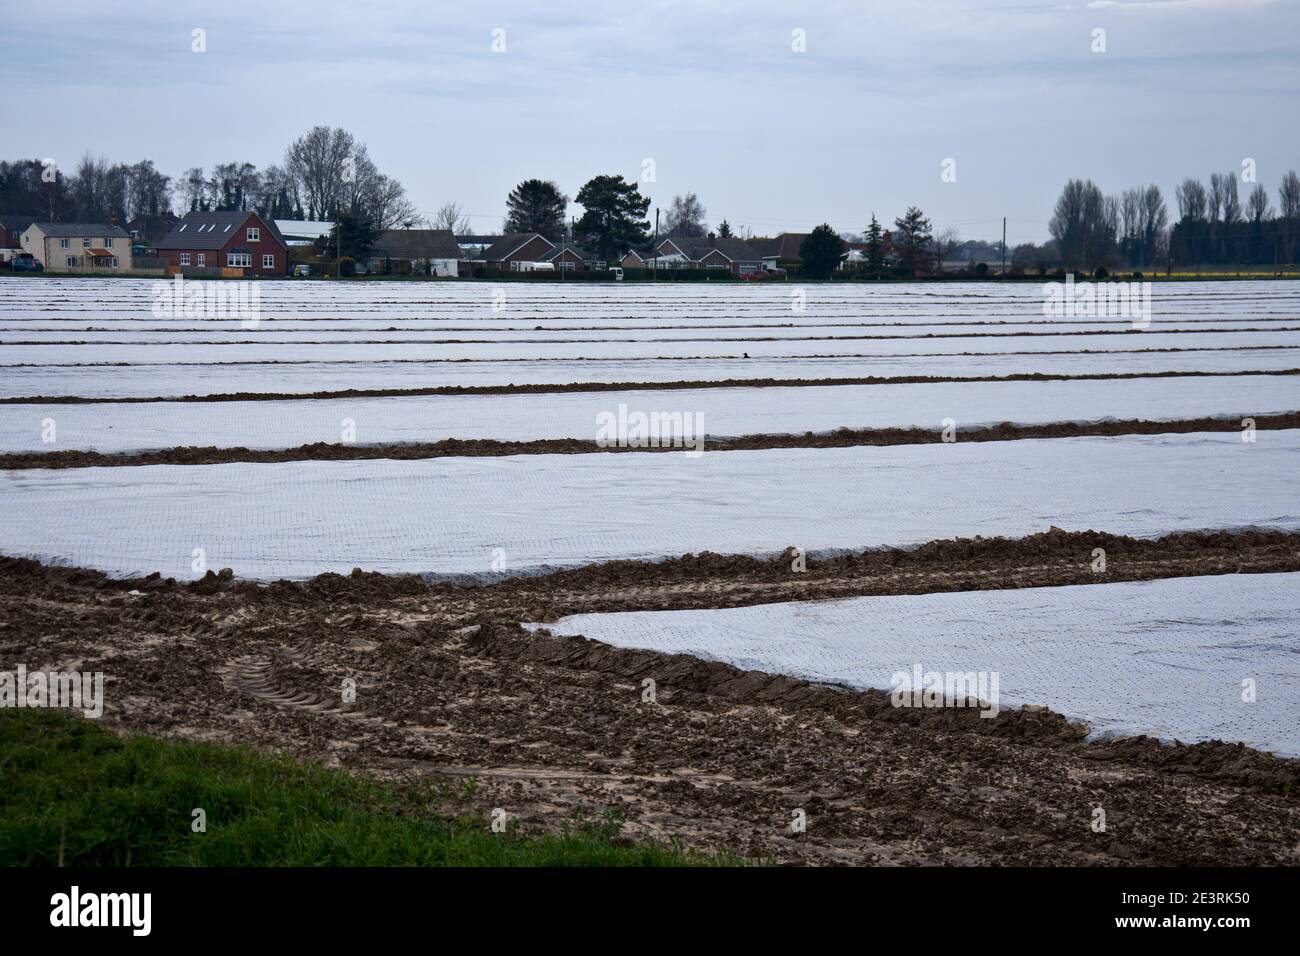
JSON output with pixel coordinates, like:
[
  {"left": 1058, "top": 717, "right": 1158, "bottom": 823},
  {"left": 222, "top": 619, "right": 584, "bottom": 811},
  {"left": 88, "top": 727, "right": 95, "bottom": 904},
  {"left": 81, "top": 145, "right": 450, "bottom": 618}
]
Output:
[
  {"left": 125, "top": 213, "right": 179, "bottom": 249},
  {"left": 274, "top": 219, "right": 335, "bottom": 247},
  {"left": 619, "top": 249, "right": 646, "bottom": 269},
  {"left": 538, "top": 243, "right": 605, "bottom": 271},
  {"left": 367, "top": 229, "right": 464, "bottom": 276},
  {"left": 755, "top": 233, "right": 811, "bottom": 271},
  {"left": 156, "top": 210, "right": 287, "bottom": 275},
  {"left": 0, "top": 215, "right": 36, "bottom": 249},
  {"left": 478, "top": 233, "right": 556, "bottom": 271},
  {"left": 20, "top": 222, "right": 133, "bottom": 271},
  {"left": 653, "top": 236, "right": 764, "bottom": 275},
  {"left": 455, "top": 235, "right": 501, "bottom": 258}
]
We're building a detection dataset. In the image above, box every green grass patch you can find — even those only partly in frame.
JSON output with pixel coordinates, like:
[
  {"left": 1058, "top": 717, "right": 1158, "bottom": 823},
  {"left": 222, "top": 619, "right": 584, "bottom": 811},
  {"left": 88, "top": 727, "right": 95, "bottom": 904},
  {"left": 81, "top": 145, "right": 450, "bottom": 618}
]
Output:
[{"left": 0, "top": 710, "right": 735, "bottom": 866}]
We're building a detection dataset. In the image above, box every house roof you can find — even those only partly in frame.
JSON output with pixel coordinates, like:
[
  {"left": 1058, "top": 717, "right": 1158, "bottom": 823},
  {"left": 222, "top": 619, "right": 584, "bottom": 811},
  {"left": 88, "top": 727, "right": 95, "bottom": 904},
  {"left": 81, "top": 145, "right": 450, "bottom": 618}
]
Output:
[
  {"left": 28, "top": 222, "right": 129, "bottom": 239},
  {"left": 754, "top": 233, "right": 812, "bottom": 261},
  {"left": 659, "top": 237, "right": 763, "bottom": 262},
  {"left": 370, "top": 229, "right": 463, "bottom": 260},
  {"left": 479, "top": 233, "right": 553, "bottom": 261},
  {"left": 0, "top": 215, "right": 36, "bottom": 235},
  {"left": 157, "top": 211, "right": 284, "bottom": 250},
  {"left": 539, "top": 243, "right": 600, "bottom": 262}
]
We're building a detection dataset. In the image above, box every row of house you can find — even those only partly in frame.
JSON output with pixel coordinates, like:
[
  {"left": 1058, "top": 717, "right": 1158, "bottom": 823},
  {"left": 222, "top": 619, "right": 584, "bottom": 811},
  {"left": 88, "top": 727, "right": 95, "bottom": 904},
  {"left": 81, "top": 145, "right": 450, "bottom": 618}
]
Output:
[{"left": 2, "top": 208, "right": 878, "bottom": 277}]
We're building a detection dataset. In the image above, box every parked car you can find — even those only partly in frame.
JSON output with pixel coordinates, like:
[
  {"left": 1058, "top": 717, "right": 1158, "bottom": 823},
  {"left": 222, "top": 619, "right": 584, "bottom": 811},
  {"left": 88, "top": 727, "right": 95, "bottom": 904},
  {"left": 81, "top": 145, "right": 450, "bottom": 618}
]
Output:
[
  {"left": 292, "top": 263, "right": 311, "bottom": 277},
  {"left": 739, "top": 270, "right": 767, "bottom": 280},
  {"left": 11, "top": 254, "right": 43, "bottom": 273},
  {"left": 610, "top": 267, "right": 624, "bottom": 281}
]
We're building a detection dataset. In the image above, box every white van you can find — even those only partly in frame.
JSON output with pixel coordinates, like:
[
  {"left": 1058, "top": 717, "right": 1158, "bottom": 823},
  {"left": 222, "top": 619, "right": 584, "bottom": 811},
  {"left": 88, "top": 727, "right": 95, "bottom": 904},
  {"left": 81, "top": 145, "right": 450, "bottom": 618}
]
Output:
[{"left": 610, "top": 267, "right": 624, "bottom": 281}]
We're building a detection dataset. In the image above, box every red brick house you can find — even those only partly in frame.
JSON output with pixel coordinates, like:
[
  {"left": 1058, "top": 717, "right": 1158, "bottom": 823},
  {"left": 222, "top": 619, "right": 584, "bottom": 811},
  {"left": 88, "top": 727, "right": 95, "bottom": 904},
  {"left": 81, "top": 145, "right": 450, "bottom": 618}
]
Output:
[
  {"left": 0, "top": 216, "right": 35, "bottom": 249},
  {"left": 538, "top": 243, "right": 605, "bottom": 271},
  {"left": 156, "top": 210, "right": 288, "bottom": 275},
  {"left": 654, "top": 236, "right": 764, "bottom": 275},
  {"left": 478, "top": 233, "right": 556, "bottom": 271}
]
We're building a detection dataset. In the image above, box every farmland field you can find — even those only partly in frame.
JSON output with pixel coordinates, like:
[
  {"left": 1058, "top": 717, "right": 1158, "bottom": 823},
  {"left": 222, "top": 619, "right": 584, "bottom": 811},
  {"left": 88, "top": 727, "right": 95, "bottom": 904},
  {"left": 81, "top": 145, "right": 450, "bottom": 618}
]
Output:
[{"left": 2, "top": 275, "right": 1298, "bottom": 865}]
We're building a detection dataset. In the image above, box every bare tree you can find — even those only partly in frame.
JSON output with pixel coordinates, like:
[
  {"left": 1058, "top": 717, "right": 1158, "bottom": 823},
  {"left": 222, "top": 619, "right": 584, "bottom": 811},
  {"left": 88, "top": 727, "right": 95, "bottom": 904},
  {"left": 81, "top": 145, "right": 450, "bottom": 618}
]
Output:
[
  {"left": 359, "top": 173, "right": 418, "bottom": 230},
  {"left": 284, "top": 126, "right": 356, "bottom": 220},
  {"left": 1221, "top": 174, "right": 1242, "bottom": 224},
  {"left": 70, "top": 153, "right": 113, "bottom": 222},
  {"left": 1278, "top": 170, "right": 1300, "bottom": 222},
  {"left": 1280, "top": 170, "right": 1300, "bottom": 264},
  {"left": 932, "top": 226, "right": 961, "bottom": 274},
  {"left": 1174, "top": 177, "right": 1208, "bottom": 266},
  {"left": 1247, "top": 183, "right": 1271, "bottom": 222},
  {"left": 1175, "top": 178, "right": 1207, "bottom": 221},
  {"left": 1207, "top": 173, "right": 1226, "bottom": 225},
  {"left": 432, "top": 201, "right": 471, "bottom": 233},
  {"left": 1049, "top": 179, "right": 1113, "bottom": 270},
  {"left": 180, "top": 167, "right": 208, "bottom": 212},
  {"left": 1138, "top": 184, "right": 1168, "bottom": 269},
  {"left": 664, "top": 193, "right": 708, "bottom": 238},
  {"left": 124, "top": 160, "right": 172, "bottom": 219}
]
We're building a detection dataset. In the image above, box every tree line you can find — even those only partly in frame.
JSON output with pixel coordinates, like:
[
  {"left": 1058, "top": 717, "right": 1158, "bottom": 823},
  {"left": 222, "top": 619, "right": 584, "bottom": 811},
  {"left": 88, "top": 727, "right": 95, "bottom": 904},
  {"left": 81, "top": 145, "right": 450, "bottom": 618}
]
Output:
[
  {"left": 0, "top": 126, "right": 418, "bottom": 231},
  {"left": 1035, "top": 170, "right": 1300, "bottom": 274}
]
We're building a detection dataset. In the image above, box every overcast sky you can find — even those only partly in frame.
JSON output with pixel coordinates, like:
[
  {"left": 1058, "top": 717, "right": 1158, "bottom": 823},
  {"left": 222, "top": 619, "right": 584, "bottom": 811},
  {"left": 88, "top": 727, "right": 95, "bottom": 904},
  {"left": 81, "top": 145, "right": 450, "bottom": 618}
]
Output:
[{"left": 2, "top": 0, "right": 1295, "bottom": 243}]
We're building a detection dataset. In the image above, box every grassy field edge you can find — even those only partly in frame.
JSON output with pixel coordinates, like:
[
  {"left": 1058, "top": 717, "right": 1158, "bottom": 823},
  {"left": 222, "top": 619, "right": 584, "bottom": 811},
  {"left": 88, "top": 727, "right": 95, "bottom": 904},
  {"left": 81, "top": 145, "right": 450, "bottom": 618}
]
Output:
[{"left": 0, "top": 710, "right": 738, "bottom": 867}]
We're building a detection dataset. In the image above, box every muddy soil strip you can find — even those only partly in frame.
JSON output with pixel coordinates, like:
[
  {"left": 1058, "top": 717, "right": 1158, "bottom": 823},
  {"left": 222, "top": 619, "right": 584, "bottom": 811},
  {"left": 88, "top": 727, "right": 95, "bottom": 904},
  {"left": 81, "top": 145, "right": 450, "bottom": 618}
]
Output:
[
  {"left": 7, "top": 344, "right": 1298, "bottom": 370},
  {"left": 6, "top": 412, "right": 1296, "bottom": 469},
  {"left": 3, "top": 528, "right": 1297, "bottom": 865},
  {"left": 4, "top": 316, "right": 1298, "bottom": 332},
  {"left": 6, "top": 366, "right": 1298, "bottom": 405},
  {"left": 8, "top": 325, "right": 1300, "bottom": 345}
]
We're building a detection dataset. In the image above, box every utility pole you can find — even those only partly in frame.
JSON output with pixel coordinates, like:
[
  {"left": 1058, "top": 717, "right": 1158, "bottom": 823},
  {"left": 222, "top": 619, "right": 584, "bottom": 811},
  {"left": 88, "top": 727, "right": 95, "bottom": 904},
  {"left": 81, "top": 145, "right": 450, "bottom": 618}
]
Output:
[
  {"left": 1001, "top": 217, "right": 1007, "bottom": 277},
  {"left": 653, "top": 207, "right": 660, "bottom": 280},
  {"left": 336, "top": 209, "right": 341, "bottom": 279}
]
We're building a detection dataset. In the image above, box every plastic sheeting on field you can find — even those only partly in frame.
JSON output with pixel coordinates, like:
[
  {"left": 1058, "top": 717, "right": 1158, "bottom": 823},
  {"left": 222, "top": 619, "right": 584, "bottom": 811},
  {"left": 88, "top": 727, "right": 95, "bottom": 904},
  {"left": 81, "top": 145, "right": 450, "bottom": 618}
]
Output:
[
  {"left": 1, "top": 431, "right": 1296, "bottom": 580},
  {"left": 527, "top": 572, "right": 1300, "bottom": 756},
  {"left": 1, "top": 374, "right": 1295, "bottom": 453}
]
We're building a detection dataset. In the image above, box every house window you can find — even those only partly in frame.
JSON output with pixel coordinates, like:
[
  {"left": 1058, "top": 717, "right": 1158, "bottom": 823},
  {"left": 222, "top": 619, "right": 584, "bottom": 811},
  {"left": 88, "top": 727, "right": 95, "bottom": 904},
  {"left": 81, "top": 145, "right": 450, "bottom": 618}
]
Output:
[
  {"left": 262, "top": 254, "right": 275, "bottom": 269},
  {"left": 196, "top": 253, "right": 205, "bottom": 266},
  {"left": 180, "top": 253, "right": 191, "bottom": 265},
  {"left": 60, "top": 238, "right": 69, "bottom": 248},
  {"left": 227, "top": 252, "right": 252, "bottom": 268},
  {"left": 557, "top": 260, "right": 575, "bottom": 272},
  {"left": 82, "top": 238, "right": 91, "bottom": 247},
  {"left": 104, "top": 237, "right": 113, "bottom": 247},
  {"left": 510, "top": 260, "right": 521, "bottom": 271},
  {"left": 246, "top": 227, "right": 260, "bottom": 242},
  {"left": 66, "top": 256, "right": 77, "bottom": 267}
]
